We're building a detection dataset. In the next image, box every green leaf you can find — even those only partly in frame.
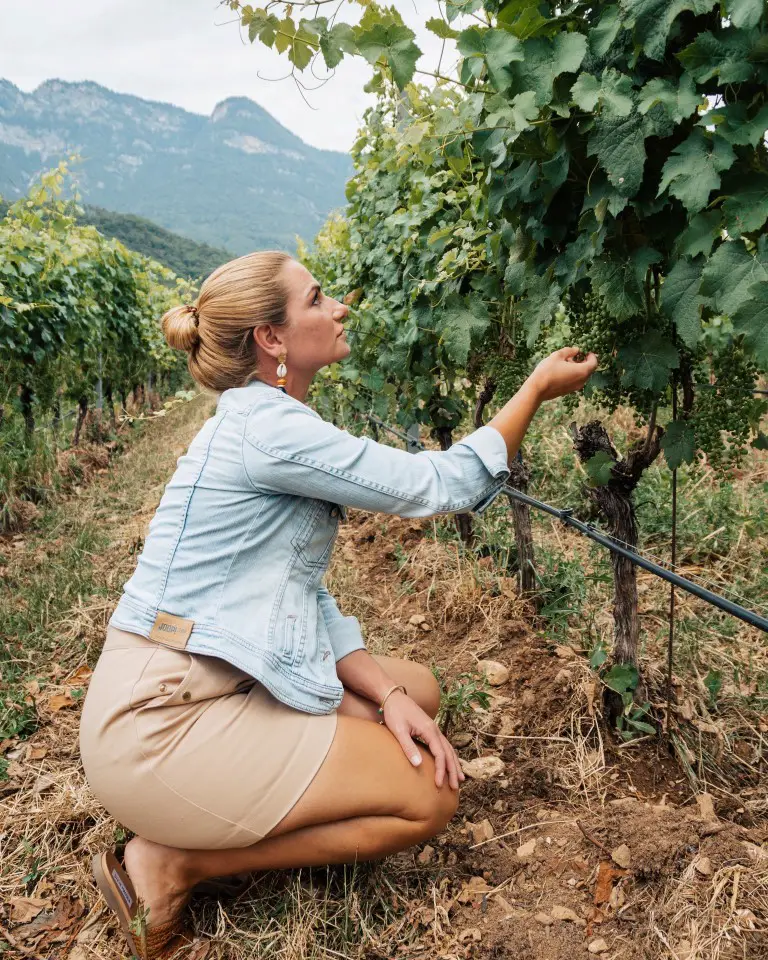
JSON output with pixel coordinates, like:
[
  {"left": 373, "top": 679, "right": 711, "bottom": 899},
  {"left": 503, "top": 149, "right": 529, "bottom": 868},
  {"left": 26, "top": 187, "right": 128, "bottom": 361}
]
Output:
[
  {"left": 572, "top": 68, "right": 633, "bottom": 117},
  {"left": 508, "top": 32, "right": 587, "bottom": 106},
  {"left": 673, "top": 211, "right": 722, "bottom": 258},
  {"left": 425, "top": 17, "right": 459, "bottom": 40},
  {"left": 637, "top": 74, "right": 702, "bottom": 124},
  {"left": 356, "top": 22, "right": 422, "bottom": 89},
  {"left": 590, "top": 642, "right": 608, "bottom": 669},
  {"left": 677, "top": 30, "right": 755, "bottom": 84},
  {"left": 570, "top": 73, "right": 600, "bottom": 111},
  {"left": 622, "top": 0, "right": 720, "bottom": 61},
  {"left": 722, "top": 174, "right": 768, "bottom": 236},
  {"left": 590, "top": 248, "right": 660, "bottom": 321},
  {"left": 661, "top": 257, "right": 706, "bottom": 348},
  {"left": 660, "top": 420, "right": 696, "bottom": 469},
  {"left": 587, "top": 111, "right": 646, "bottom": 198},
  {"left": 657, "top": 130, "right": 736, "bottom": 215},
  {"left": 496, "top": 0, "right": 550, "bottom": 38},
  {"left": 603, "top": 663, "right": 639, "bottom": 695},
  {"left": 590, "top": 4, "right": 622, "bottom": 57},
  {"left": 457, "top": 27, "right": 523, "bottom": 91},
  {"left": 700, "top": 238, "right": 768, "bottom": 317},
  {"left": 698, "top": 103, "right": 768, "bottom": 148},
  {"left": 485, "top": 29, "right": 525, "bottom": 91},
  {"left": 319, "top": 23, "right": 357, "bottom": 69},
  {"left": 518, "top": 275, "right": 561, "bottom": 345},
  {"left": 732, "top": 280, "right": 768, "bottom": 367},
  {"left": 753, "top": 431, "right": 768, "bottom": 450},
  {"left": 726, "top": 0, "right": 763, "bottom": 29},
  {"left": 585, "top": 450, "right": 615, "bottom": 486},
  {"left": 439, "top": 295, "right": 490, "bottom": 364},
  {"left": 619, "top": 332, "right": 679, "bottom": 393}
]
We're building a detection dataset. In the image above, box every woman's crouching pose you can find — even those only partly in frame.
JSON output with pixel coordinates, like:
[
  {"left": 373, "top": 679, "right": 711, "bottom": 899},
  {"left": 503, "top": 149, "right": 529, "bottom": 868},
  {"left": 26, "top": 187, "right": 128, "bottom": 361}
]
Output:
[{"left": 79, "top": 251, "right": 597, "bottom": 959}]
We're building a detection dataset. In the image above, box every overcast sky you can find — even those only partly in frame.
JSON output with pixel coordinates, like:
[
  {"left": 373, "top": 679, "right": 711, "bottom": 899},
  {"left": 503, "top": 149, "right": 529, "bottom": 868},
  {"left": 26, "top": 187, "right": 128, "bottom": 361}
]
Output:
[{"left": 0, "top": 0, "right": 463, "bottom": 153}]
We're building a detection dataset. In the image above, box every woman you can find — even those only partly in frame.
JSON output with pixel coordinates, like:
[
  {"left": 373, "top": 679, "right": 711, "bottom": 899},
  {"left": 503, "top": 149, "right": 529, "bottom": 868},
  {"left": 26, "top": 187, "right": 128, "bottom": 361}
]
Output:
[{"left": 80, "top": 251, "right": 597, "bottom": 959}]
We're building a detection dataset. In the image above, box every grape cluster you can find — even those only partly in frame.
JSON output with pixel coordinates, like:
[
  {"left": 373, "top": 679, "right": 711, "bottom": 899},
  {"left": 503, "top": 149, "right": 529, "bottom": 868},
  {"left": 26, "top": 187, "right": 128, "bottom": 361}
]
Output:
[
  {"left": 568, "top": 289, "right": 616, "bottom": 362},
  {"left": 692, "top": 345, "right": 766, "bottom": 469},
  {"left": 483, "top": 344, "right": 533, "bottom": 400}
]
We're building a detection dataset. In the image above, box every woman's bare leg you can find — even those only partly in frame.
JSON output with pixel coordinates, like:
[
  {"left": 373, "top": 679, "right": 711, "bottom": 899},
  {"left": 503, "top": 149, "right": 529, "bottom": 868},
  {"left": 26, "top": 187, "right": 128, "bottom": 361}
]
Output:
[{"left": 121, "top": 656, "right": 451, "bottom": 926}]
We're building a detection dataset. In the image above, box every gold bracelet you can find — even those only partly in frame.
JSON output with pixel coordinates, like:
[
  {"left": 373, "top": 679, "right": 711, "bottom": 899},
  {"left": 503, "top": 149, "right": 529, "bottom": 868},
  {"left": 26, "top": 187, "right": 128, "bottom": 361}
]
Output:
[{"left": 377, "top": 683, "right": 407, "bottom": 719}]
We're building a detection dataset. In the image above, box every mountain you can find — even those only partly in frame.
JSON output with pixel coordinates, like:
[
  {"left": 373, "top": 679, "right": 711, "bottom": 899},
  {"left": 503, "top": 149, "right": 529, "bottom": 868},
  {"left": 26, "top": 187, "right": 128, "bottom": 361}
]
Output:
[{"left": 0, "top": 78, "right": 352, "bottom": 255}]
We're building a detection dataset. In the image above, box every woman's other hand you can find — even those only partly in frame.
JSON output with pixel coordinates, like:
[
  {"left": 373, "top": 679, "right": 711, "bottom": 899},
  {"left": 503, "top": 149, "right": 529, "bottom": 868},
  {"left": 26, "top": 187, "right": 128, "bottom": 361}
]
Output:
[
  {"left": 529, "top": 347, "right": 598, "bottom": 402},
  {"left": 381, "top": 691, "right": 464, "bottom": 790}
]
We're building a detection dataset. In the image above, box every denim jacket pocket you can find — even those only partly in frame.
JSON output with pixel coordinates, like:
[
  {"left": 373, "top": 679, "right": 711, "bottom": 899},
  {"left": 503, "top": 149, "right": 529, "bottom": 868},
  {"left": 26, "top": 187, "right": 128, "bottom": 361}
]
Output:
[{"left": 293, "top": 500, "right": 339, "bottom": 567}]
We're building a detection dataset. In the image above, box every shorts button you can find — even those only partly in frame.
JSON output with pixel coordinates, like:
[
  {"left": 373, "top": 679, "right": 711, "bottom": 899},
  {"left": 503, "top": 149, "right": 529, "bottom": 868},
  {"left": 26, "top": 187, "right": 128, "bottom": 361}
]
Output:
[
  {"left": 182, "top": 691, "right": 191, "bottom": 701},
  {"left": 159, "top": 683, "right": 167, "bottom": 692}
]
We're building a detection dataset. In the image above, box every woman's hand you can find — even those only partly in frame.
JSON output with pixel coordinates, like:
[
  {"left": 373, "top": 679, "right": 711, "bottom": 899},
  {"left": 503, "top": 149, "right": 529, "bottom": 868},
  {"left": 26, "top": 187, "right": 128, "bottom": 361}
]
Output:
[
  {"left": 381, "top": 691, "right": 465, "bottom": 790},
  {"left": 528, "top": 347, "right": 598, "bottom": 402}
]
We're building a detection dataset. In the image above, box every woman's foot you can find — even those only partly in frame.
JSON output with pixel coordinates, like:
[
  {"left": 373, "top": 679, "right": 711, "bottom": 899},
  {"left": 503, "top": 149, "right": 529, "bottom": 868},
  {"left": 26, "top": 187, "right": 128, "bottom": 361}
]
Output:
[{"left": 123, "top": 836, "right": 194, "bottom": 928}]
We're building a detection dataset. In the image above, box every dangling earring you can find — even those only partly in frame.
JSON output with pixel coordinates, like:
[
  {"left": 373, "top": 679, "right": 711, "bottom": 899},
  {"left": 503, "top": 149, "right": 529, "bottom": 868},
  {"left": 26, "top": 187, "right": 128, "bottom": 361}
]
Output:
[{"left": 276, "top": 352, "right": 288, "bottom": 393}]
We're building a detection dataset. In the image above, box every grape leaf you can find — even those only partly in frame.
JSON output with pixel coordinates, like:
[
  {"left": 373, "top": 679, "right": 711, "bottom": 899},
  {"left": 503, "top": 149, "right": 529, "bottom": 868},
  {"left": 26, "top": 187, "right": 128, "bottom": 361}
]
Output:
[
  {"left": 590, "top": 4, "right": 622, "bottom": 57},
  {"left": 677, "top": 30, "right": 755, "bottom": 84},
  {"left": 619, "top": 332, "right": 679, "bottom": 393},
  {"left": 732, "top": 280, "right": 768, "bottom": 367},
  {"left": 439, "top": 295, "right": 490, "bottom": 364},
  {"left": 587, "top": 111, "right": 646, "bottom": 198},
  {"left": 519, "top": 275, "right": 561, "bottom": 345},
  {"left": 660, "top": 420, "right": 696, "bottom": 469},
  {"left": 356, "top": 22, "right": 422, "bottom": 89},
  {"left": 508, "top": 32, "right": 587, "bottom": 106},
  {"left": 722, "top": 174, "right": 768, "bottom": 235},
  {"left": 572, "top": 68, "right": 633, "bottom": 116},
  {"left": 589, "top": 248, "right": 660, "bottom": 321},
  {"left": 457, "top": 27, "right": 523, "bottom": 91},
  {"left": 726, "top": 0, "right": 763, "bottom": 30},
  {"left": 657, "top": 129, "right": 735, "bottom": 214},
  {"left": 621, "top": 0, "right": 720, "bottom": 61},
  {"left": 661, "top": 257, "right": 706, "bottom": 348},
  {"left": 637, "top": 74, "right": 702, "bottom": 124},
  {"left": 425, "top": 17, "right": 459, "bottom": 40},
  {"left": 673, "top": 211, "right": 722, "bottom": 258},
  {"left": 585, "top": 451, "right": 615, "bottom": 486},
  {"left": 603, "top": 662, "right": 639, "bottom": 694},
  {"left": 698, "top": 103, "right": 768, "bottom": 148},
  {"left": 700, "top": 238, "right": 768, "bottom": 317}
]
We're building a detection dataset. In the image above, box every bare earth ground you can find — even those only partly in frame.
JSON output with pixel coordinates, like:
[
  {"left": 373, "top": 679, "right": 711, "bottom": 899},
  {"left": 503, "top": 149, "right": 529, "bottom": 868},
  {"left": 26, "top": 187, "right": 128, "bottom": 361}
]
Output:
[{"left": 1, "top": 395, "right": 766, "bottom": 960}]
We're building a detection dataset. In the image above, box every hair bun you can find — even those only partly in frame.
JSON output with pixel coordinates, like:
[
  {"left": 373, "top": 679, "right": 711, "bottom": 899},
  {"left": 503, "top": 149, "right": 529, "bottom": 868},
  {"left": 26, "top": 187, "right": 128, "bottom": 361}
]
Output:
[{"left": 162, "top": 303, "right": 201, "bottom": 352}]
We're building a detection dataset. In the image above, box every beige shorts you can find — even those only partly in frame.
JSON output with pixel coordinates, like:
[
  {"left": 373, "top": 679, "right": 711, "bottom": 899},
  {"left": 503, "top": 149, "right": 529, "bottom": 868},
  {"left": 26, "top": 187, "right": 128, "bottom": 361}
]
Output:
[{"left": 78, "top": 625, "right": 338, "bottom": 849}]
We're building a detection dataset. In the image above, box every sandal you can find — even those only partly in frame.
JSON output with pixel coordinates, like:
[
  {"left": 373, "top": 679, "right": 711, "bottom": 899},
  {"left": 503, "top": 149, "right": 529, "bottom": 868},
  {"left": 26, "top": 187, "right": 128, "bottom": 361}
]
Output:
[{"left": 91, "top": 849, "right": 195, "bottom": 960}]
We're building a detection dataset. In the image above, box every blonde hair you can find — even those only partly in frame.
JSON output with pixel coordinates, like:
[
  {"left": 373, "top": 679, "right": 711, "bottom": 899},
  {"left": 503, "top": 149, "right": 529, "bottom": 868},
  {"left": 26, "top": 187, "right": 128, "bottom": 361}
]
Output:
[{"left": 162, "top": 251, "right": 293, "bottom": 393}]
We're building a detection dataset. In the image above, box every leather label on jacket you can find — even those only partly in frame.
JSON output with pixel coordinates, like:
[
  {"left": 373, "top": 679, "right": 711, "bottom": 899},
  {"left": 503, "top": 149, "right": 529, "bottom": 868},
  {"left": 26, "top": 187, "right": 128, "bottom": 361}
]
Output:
[{"left": 149, "top": 611, "right": 195, "bottom": 650}]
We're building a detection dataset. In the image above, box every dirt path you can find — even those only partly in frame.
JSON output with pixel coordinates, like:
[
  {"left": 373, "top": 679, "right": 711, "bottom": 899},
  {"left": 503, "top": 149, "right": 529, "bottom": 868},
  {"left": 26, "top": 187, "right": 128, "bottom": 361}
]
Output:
[{"left": 1, "top": 399, "right": 766, "bottom": 960}]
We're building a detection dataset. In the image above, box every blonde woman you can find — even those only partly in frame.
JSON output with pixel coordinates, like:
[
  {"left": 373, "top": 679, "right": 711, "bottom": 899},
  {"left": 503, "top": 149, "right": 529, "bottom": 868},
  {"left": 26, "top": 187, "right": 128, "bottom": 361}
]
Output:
[{"left": 79, "top": 251, "right": 597, "bottom": 959}]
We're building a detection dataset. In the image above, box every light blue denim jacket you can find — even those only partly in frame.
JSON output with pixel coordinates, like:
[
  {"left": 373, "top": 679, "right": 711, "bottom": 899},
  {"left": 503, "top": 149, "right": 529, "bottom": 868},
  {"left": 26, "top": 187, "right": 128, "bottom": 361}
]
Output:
[{"left": 109, "top": 378, "right": 512, "bottom": 714}]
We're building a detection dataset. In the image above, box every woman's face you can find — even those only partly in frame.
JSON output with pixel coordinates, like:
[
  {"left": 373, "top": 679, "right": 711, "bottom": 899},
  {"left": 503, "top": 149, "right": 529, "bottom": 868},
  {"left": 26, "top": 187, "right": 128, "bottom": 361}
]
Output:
[{"left": 253, "top": 259, "right": 350, "bottom": 385}]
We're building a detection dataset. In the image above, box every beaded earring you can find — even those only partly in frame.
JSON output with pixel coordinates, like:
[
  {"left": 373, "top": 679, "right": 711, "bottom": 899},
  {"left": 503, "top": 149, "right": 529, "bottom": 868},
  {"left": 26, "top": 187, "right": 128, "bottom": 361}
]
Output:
[{"left": 276, "top": 352, "right": 288, "bottom": 393}]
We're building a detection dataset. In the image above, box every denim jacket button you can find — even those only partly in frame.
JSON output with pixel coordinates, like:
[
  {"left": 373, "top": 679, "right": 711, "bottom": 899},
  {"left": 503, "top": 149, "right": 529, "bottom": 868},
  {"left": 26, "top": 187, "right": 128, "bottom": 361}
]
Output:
[{"left": 329, "top": 506, "right": 340, "bottom": 518}]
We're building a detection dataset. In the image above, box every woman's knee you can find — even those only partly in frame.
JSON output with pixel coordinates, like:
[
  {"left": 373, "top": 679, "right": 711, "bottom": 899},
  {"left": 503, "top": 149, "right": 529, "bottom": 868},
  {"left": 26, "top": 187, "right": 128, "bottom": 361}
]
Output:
[
  {"left": 404, "top": 661, "right": 441, "bottom": 719},
  {"left": 410, "top": 750, "right": 461, "bottom": 834}
]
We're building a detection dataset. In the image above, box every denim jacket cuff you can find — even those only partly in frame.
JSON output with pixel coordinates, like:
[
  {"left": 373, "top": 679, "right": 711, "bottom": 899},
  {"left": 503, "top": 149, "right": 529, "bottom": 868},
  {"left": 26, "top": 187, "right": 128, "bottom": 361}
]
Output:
[
  {"left": 327, "top": 615, "right": 366, "bottom": 663},
  {"left": 454, "top": 425, "right": 511, "bottom": 515}
]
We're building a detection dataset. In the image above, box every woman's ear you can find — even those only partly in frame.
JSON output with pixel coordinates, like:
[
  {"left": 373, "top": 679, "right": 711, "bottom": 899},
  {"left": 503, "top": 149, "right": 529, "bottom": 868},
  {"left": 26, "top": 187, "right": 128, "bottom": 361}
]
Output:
[{"left": 252, "top": 324, "right": 285, "bottom": 360}]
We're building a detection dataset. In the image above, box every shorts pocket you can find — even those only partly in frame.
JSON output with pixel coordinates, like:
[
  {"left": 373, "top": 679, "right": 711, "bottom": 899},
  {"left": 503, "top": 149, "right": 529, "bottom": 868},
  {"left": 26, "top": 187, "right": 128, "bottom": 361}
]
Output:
[{"left": 128, "top": 647, "right": 195, "bottom": 710}]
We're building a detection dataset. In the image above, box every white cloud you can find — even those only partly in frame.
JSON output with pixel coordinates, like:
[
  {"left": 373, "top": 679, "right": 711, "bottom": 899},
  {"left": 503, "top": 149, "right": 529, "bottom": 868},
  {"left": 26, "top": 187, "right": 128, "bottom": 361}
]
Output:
[{"left": 0, "top": 0, "right": 463, "bottom": 152}]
